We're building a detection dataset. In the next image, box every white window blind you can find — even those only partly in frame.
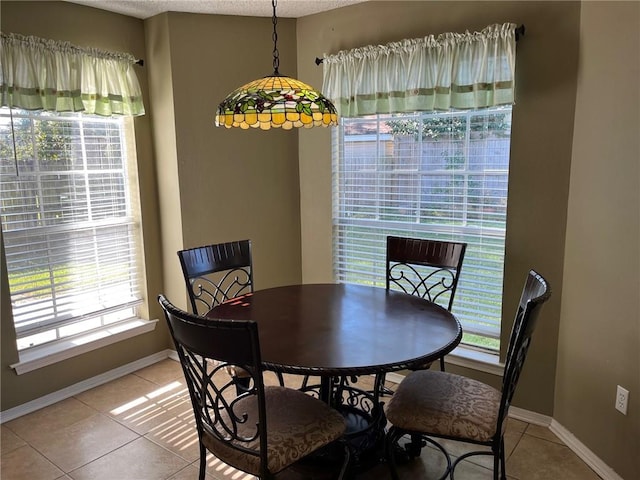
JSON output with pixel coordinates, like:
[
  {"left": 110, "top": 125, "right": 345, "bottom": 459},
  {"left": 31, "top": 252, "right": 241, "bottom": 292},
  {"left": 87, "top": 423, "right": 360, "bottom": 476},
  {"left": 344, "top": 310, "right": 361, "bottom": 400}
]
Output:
[
  {"left": 0, "top": 108, "right": 142, "bottom": 350},
  {"left": 333, "top": 108, "right": 512, "bottom": 351}
]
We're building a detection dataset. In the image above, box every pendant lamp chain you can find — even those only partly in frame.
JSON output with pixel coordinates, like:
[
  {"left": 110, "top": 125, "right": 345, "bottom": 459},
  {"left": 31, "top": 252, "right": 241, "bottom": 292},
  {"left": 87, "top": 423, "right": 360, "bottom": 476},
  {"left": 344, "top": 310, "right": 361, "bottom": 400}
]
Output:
[
  {"left": 214, "top": 0, "right": 339, "bottom": 130},
  {"left": 272, "top": 0, "right": 280, "bottom": 75}
]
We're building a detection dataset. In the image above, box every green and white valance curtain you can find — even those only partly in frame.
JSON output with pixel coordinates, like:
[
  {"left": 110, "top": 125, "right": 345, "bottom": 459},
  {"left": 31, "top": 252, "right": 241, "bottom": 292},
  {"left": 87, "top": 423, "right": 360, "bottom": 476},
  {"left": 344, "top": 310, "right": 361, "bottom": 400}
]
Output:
[
  {"left": 0, "top": 32, "right": 145, "bottom": 116},
  {"left": 322, "top": 23, "right": 517, "bottom": 116}
]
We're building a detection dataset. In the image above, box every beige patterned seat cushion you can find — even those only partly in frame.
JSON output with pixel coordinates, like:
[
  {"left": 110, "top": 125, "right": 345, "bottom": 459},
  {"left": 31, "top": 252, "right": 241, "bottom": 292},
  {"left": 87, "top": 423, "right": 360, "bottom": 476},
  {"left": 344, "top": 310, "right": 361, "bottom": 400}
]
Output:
[
  {"left": 202, "top": 386, "right": 346, "bottom": 475},
  {"left": 386, "top": 370, "right": 502, "bottom": 443}
]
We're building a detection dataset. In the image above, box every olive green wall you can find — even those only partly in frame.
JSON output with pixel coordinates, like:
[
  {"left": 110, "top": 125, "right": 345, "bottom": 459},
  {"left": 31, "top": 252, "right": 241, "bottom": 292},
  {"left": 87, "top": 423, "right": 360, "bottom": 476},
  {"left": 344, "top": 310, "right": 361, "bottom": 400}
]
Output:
[
  {"left": 0, "top": 1, "right": 167, "bottom": 410},
  {"left": 556, "top": 3, "right": 640, "bottom": 479},
  {"left": 297, "top": 0, "right": 580, "bottom": 416},
  {"left": 145, "top": 12, "right": 303, "bottom": 312},
  {"left": 144, "top": 13, "right": 184, "bottom": 310}
]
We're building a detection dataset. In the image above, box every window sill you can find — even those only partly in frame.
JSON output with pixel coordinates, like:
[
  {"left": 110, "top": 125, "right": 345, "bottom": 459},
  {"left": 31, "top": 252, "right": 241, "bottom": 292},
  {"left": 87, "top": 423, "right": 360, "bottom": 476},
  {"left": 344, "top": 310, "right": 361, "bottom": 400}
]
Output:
[
  {"left": 384, "top": 345, "right": 504, "bottom": 385},
  {"left": 10, "top": 318, "right": 158, "bottom": 375},
  {"left": 446, "top": 345, "right": 504, "bottom": 376}
]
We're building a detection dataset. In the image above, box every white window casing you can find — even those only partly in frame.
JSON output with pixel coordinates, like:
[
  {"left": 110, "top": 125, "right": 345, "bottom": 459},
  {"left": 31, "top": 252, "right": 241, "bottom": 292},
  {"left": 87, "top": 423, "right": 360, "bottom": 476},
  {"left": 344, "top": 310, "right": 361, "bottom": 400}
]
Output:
[{"left": 1, "top": 109, "right": 149, "bottom": 360}]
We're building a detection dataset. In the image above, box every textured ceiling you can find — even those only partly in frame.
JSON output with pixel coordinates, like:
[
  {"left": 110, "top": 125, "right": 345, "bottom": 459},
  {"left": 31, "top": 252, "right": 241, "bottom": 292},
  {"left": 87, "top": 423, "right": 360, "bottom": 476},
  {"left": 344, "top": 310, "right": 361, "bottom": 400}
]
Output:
[{"left": 63, "top": 0, "right": 369, "bottom": 19}]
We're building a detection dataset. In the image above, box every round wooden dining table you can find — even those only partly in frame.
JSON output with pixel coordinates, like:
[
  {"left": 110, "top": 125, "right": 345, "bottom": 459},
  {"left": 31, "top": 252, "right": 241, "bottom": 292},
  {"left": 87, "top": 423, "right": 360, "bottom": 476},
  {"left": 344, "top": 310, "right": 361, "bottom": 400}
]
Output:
[
  {"left": 206, "top": 282, "right": 462, "bottom": 378},
  {"left": 207, "top": 283, "right": 462, "bottom": 471}
]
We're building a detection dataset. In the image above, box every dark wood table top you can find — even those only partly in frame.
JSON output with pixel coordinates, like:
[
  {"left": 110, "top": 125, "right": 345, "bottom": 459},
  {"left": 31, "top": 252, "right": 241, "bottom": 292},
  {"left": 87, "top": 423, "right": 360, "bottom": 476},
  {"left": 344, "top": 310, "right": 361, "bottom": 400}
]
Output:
[{"left": 206, "top": 283, "right": 462, "bottom": 377}]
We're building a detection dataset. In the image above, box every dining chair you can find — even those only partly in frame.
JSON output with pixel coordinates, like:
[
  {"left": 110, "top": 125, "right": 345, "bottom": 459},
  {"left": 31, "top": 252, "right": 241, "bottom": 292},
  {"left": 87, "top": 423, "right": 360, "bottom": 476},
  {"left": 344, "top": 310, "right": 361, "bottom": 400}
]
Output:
[
  {"left": 177, "top": 239, "right": 253, "bottom": 314},
  {"left": 386, "top": 236, "right": 466, "bottom": 314},
  {"left": 177, "top": 240, "right": 284, "bottom": 391},
  {"left": 377, "top": 236, "right": 466, "bottom": 395},
  {"left": 158, "top": 295, "right": 352, "bottom": 480},
  {"left": 384, "top": 269, "right": 551, "bottom": 480}
]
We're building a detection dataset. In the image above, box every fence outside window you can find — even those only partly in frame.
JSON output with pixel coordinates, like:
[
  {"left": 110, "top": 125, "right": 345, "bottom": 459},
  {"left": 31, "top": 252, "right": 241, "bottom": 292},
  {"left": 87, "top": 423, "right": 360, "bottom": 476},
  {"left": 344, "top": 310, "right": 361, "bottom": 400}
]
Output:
[{"left": 333, "top": 107, "right": 513, "bottom": 351}]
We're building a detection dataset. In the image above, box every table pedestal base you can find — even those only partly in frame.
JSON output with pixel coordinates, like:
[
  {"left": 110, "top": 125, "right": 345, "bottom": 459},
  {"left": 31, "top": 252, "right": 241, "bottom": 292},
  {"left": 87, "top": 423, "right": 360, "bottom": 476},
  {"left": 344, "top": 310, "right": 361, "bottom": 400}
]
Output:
[{"left": 298, "top": 378, "right": 388, "bottom": 473}]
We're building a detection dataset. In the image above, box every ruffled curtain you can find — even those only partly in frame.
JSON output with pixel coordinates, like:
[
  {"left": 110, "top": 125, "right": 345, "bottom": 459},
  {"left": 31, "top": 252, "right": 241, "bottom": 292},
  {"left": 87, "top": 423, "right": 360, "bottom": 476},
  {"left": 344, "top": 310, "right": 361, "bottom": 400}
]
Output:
[
  {"left": 322, "top": 23, "right": 517, "bottom": 117},
  {"left": 0, "top": 32, "right": 145, "bottom": 116}
]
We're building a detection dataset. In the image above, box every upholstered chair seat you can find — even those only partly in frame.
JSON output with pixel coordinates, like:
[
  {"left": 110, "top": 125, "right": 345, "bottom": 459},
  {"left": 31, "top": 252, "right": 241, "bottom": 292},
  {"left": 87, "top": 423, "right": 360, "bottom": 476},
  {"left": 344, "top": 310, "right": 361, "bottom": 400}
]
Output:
[
  {"left": 385, "top": 270, "right": 551, "bottom": 480},
  {"left": 207, "top": 386, "right": 346, "bottom": 475},
  {"left": 386, "top": 370, "right": 503, "bottom": 443}
]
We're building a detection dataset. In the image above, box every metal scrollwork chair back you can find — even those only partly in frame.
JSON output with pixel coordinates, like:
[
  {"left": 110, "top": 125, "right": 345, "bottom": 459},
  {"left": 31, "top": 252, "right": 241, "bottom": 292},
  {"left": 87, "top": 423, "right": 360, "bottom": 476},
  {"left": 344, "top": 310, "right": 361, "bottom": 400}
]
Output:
[
  {"left": 158, "top": 295, "right": 351, "bottom": 480},
  {"left": 386, "top": 236, "right": 466, "bottom": 374},
  {"left": 385, "top": 270, "right": 551, "bottom": 480},
  {"left": 386, "top": 236, "right": 466, "bottom": 312},
  {"left": 177, "top": 240, "right": 285, "bottom": 391},
  {"left": 177, "top": 239, "right": 253, "bottom": 315}
]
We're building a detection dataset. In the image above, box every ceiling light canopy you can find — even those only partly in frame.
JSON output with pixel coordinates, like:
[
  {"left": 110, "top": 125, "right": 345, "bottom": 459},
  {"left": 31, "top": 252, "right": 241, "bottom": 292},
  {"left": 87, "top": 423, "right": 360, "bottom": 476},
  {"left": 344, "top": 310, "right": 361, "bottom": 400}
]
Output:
[{"left": 215, "top": 0, "right": 338, "bottom": 130}]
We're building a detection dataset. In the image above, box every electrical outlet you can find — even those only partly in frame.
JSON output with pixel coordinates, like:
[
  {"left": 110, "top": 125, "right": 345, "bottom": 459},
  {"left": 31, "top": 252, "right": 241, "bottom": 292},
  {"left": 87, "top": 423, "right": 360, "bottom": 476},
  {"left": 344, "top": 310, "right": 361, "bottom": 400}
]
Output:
[{"left": 615, "top": 385, "right": 629, "bottom": 415}]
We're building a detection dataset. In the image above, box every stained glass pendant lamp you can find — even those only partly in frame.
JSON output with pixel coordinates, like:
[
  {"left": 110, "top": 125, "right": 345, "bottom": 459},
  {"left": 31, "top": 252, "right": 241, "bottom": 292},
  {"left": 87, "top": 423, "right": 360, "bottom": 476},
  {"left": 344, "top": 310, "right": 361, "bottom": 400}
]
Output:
[{"left": 215, "top": 0, "right": 338, "bottom": 130}]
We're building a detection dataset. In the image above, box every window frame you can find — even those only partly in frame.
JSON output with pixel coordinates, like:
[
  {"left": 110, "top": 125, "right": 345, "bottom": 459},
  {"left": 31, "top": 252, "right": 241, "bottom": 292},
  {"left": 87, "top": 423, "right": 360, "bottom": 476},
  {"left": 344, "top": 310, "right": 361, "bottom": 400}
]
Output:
[
  {"left": 332, "top": 107, "right": 513, "bottom": 353},
  {"left": 0, "top": 108, "right": 149, "bottom": 358}
]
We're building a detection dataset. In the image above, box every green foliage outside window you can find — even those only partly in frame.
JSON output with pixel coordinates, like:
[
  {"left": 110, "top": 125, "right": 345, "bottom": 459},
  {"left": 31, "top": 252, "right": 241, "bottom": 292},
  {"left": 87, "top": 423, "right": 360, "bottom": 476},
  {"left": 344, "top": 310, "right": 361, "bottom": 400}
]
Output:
[{"left": 386, "top": 113, "right": 511, "bottom": 140}]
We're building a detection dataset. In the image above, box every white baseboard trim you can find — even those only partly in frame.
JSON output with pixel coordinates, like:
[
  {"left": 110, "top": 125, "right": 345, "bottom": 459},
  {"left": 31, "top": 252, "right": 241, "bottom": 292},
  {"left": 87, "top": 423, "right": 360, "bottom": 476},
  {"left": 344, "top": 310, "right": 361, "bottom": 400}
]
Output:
[
  {"left": 549, "top": 419, "right": 624, "bottom": 480},
  {"left": 508, "top": 405, "right": 552, "bottom": 426},
  {"left": 0, "top": 349, "right": 173, "bottom": 423}
]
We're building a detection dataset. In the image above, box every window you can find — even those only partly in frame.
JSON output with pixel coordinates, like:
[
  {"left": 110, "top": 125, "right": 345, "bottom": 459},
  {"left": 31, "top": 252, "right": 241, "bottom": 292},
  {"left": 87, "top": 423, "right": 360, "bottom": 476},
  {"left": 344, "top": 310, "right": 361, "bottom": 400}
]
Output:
[
  {"left": 0, "top": 108, "right": 143, "bottom": 351},
  {"left": 333, "top": 107, "right": 512, "bottom": 351}
]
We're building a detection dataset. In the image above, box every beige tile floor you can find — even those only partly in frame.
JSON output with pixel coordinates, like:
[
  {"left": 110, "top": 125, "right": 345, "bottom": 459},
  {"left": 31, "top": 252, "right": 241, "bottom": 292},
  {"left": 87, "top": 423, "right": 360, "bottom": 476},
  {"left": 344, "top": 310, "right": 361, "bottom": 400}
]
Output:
[{"left": 1, "top": 359, "right": 603, "bottom": 480}]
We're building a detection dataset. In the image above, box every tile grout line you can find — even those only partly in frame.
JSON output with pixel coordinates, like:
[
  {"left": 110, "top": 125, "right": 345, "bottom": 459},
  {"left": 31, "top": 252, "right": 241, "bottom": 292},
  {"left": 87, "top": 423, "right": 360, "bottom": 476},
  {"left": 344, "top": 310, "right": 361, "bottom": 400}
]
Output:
[{"left": 1, "top": 360, "right": 602, "bottom": 480}]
